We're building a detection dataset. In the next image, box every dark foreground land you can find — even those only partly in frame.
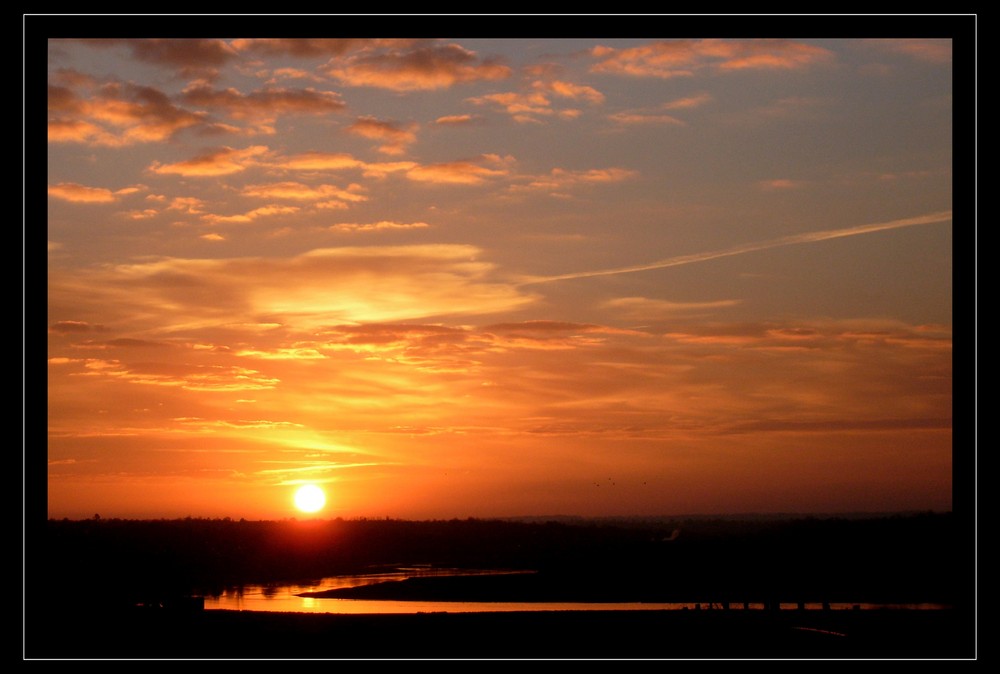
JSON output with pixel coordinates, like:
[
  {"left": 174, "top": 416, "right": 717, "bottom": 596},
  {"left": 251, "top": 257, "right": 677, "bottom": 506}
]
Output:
[
  {"left": 36, "top": 606, "right": 970, "bottom": 659},
  {"left": 26, "top": 513, "right": 976, "bottom": 659}
]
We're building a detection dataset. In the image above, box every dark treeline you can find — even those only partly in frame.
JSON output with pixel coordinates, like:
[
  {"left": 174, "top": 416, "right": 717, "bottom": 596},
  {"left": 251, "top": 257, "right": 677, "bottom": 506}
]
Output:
[{"left": 36, "top": 512, "right": 968, "bottom": 608}]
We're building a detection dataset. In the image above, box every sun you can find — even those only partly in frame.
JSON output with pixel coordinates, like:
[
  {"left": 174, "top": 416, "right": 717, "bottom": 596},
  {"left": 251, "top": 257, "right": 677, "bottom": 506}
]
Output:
[{"left": 293, "top": 484, "right": 326, "bottom": 513}]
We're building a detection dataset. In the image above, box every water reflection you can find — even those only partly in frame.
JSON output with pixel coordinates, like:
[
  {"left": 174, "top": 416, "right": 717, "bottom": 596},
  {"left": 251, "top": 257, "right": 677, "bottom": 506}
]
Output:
[{"left": 201, "top": 569, "right": 949, "bottom": 615}]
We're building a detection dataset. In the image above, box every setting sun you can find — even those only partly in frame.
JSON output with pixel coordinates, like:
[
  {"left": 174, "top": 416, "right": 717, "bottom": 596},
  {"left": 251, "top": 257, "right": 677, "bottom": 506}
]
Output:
[{"left": 293, "top": 484, "right": 327, "bottom": 513}]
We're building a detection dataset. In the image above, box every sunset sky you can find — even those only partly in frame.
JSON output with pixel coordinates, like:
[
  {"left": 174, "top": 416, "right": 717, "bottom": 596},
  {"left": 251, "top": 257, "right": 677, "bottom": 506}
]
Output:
[{"left": 42, "top": 29, "right": 962, "bottom": 520}]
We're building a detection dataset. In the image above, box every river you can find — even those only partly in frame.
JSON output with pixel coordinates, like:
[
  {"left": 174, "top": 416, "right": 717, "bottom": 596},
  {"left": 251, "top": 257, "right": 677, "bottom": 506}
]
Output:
[{"left": 201, "top": 567, "right": 948, "bottom": 614}]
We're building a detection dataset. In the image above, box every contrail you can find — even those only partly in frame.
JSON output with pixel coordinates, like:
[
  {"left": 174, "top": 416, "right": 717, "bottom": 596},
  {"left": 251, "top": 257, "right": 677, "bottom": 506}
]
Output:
[{"left": 516, "top": 211, "right": 952, "bottom": 286}]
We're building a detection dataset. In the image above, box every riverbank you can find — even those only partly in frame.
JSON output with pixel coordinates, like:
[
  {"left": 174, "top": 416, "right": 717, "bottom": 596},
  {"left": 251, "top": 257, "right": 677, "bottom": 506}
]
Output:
[{"left": 29, "top": 606, "right": 973, "bottom": 659}]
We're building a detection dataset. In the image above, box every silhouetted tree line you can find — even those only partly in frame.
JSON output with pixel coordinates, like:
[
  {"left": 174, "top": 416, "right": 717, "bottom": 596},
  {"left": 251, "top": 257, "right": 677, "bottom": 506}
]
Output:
[{"left": 34, "top": 512, "right": 967, "bottom": 609}]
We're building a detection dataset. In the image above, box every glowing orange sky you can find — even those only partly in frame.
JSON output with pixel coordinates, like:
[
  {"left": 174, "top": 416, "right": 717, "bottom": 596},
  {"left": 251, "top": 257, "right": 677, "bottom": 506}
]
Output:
[{"left": 43, "top": 33, "right": 957, "bottom": 520}]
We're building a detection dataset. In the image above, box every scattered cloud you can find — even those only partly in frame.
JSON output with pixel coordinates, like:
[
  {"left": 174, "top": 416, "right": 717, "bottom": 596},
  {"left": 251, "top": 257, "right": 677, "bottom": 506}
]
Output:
[
  {"left": 406, "top": 160, "right": 509, "bottom": 185},
  {"left": 48, "top": 182, "right": 143, "bottom": 203},
  {"left": 322, "top": 41, "right": 511, "bottom": 91},
  {"left": 434, "top": 114, "right": 480, "bottom": 126},
  {"left": 48, "top": 81, "right": 208, "bottom": 146},
  {"left": 231, "top": 38, "right": 416, "bottom": 58},
  {"left": 513, "top": 167, "right": 637, "bottom": 194},
  {"left": 168, "top": 197, "right": 207, "bottom": 213},
  {"left": 609, "top": 93, "right": 712, "bottom": 126},
  {"left": 241, "top": 181, "right": 367, "bottom": 204},
  {"left": 201, "top": 205, "right": 300, "bottom": 225},
  {"left": 662, "top": 93, "right": 713, "bottom": 110},
  {"left": 532, "top": 79, "right": 605, "bottom": 104},
  {"left": 180, "top": 82, "right": 346, "bottom": 130},
  {"left": 148, "top": 145, "right": 269, "bottom": 177},
  {"left": 70, "top": 38, "right": 238, "bottom": 76},
  {"left": 468, "top": 81, "right": 602, "bottom": 124},
  {"left": 272, "top": 151, "right": 366, "bottom": 172},
  {"left": 346, "top": 116, "right": 418, "bottom": 155},
  {"left": 590, "top": 39, "right": 833, "bottom": 78}
]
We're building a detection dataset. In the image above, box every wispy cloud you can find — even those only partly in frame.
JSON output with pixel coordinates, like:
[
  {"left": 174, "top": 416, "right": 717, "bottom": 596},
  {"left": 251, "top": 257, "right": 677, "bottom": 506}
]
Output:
[
  {"left": 512, "top": 167, "right": 637, "bottom": 195},
  {"left": 603, "top": 297, "right": 741, "bottom": 318},
  {"left": 434, "top": 114, "right": 480, "bottom": 126},
  {"left": 467, "top": 79, "right": 602, "bottom": 124},
  {"left": 329, "top": 221, "right": 431, "bottom": 233},
  {"left": 180, "top": 82, "right": 346, "bottom": 130},
  {"left": 346, "top": 116, "right": 418, "bottom": 155},
  {"left": 532, "top": 79, "right": 605, "bottom": 104},
  {"left": 148, "top": 145, "right": 270, "bottom": 177},
  {"left": 866, "top": 38, "right": 952, "bottom": 64},
  {"left": 49, "top": 245, "right": 538, "bottom": 331},
  {"left": 201, "top": 205, "right": 301, "bottom": 225},
  {"left": 48, "top": 182, "right": 143, "bottom": 203},
  {"left": 591, "top": 39, "right": 833, "bottom": 78},
  {"left": 406, "top": 160, "right": 509, "bottom": 185},
  {"left": 520, "top": 211, "right": 952, "bottom": 284},
  {"left": 231, "top": 38, "right": 415, "bottom": 58},
  {"left": 241, "top": 181, "right": 367, "bottom": 204}
]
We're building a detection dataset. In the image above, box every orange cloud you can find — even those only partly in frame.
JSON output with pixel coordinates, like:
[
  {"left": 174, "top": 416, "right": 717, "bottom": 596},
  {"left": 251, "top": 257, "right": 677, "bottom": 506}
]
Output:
[
  {"left": 329, "top": 221, "right": 431, "bottom": 233},
  {"left": 608, "top": 111, "right": 685, "bottom": 126},
  {"left": 591, "top": 39, "right": 833, "bottom": 78},
  {"left": 608, "top": 94, "right": 711, "bottom": 126},
  {"left": 49, "top": 245, "right": 538, "bottom": 333},
  {"left": 406, "top": 161, "right": 508, "bottom": 185},
  {"left": 241, "top": 182, "right": 367, "bottom": 203},
  {"left": 201, "top": 205, "right": 300, "bottom": 225},
  {"left": 603, "top": 297, "right": 740, "bottom": 318},
  {"left": 515, "top": 167, "right": 637, "bottom": 192},
  {"left": 148, "top": 145, "right": 269, "bottom": 177},
  {"left": 434, "top": 114, "right": 479, "bottom": 125},
  {"left": 467, "top": 91, "right": 554, "bottom": 123},
  {"left": 532, "top": 79, "right": 605, "bottom": 104},
  {"left": 231, "top": 38, "right": 416, "bottom": 58},
  {"left": 48, "top": 81, "right": 209, "bottom": 146},
  {"left": 167, "top": 197, "right": 207, "bottom": 213},
  {"left": 181, "top": 82, "right": 345, "bottom": 123},
  {"left": 662, "top": 93, "right": 713, "bottom": 110},
  {"left": 48, "top": 182, "right": 142, "bottom": 203},
  {"left": 346, "top": 116, "right": 418, "bottom": 155},
  {"left": 322, "top": 41, "right": 511, "bottom": 91},
  {"left": 273, "top": 151, "right": 366, "bottom": 172}
]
